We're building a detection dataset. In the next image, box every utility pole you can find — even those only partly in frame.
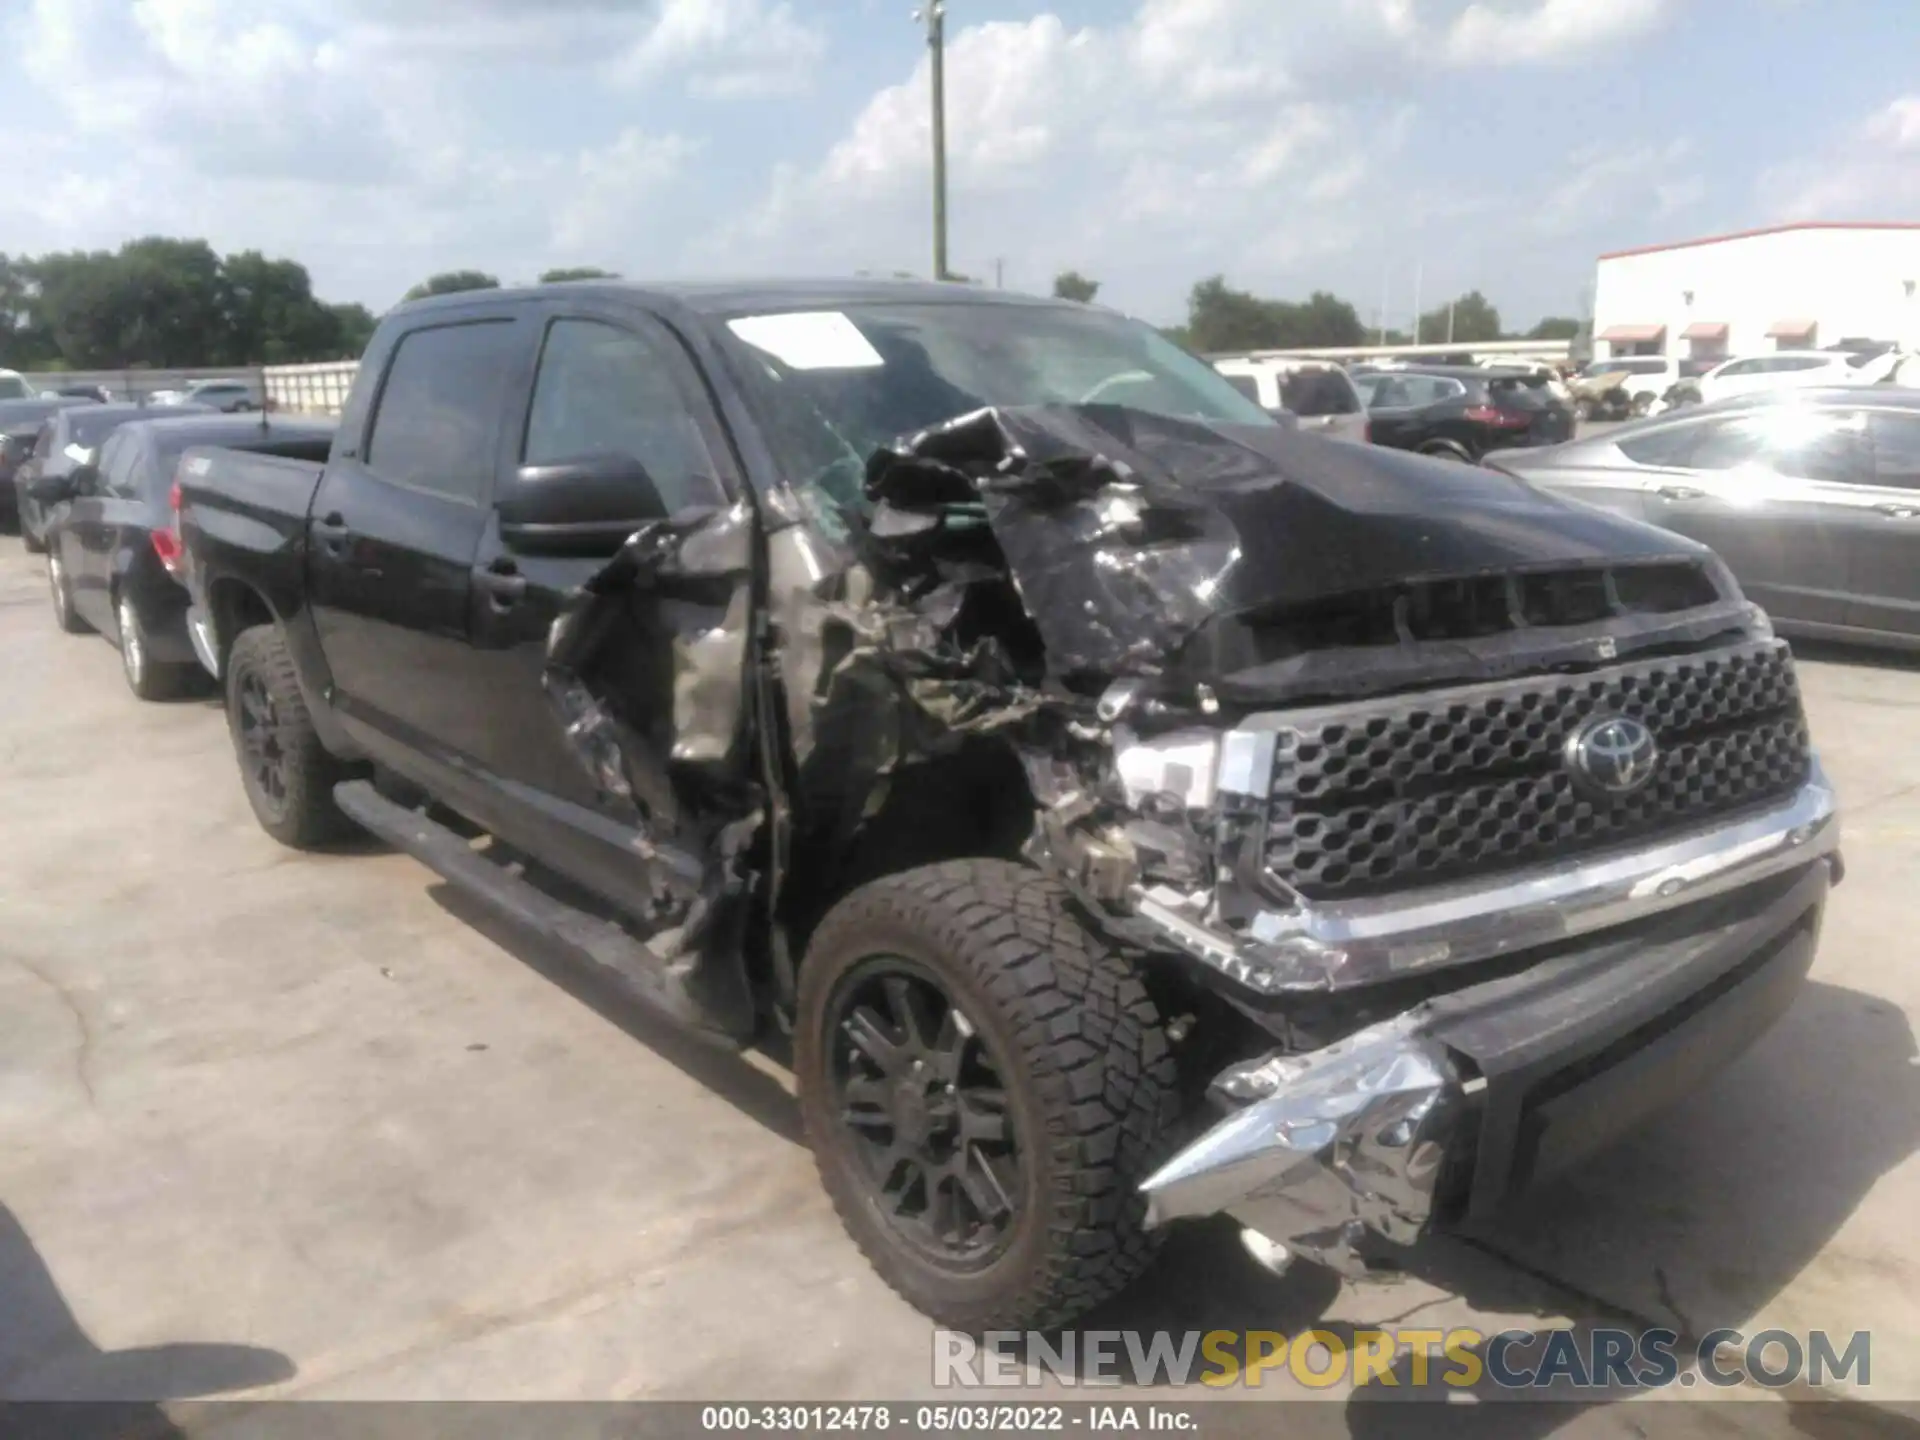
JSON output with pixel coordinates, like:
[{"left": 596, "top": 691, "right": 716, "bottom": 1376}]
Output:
[
  {"left": 1447, "top": 300, "right": 1456, "bottom": 344},
  {"left": 993, "top": 257, "right": 1004, "bottom": 289},
  {"left": 916, "top": 3, "right": 949, "bottom": 280},
  {"left": 1411, "top": 259, "right": 1423, "bottom": 346}
]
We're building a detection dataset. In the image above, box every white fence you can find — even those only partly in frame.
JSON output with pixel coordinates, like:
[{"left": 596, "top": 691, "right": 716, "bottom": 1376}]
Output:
[
  {"left": 262, "top": 362, "right": 358, "bottom": 416},
  {"left": 16, "top": 361, "right": 360, "bottom": 414}
]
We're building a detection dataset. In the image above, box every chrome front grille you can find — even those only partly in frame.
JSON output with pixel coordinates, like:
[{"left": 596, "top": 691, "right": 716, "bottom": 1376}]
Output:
[{"left": 1261, "top": 641, "right": 1810, "bottom": 901}]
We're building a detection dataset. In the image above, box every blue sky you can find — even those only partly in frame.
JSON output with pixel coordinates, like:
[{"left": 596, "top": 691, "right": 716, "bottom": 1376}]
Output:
[{"left": 2, "top": 0, "right": 1916, "bottom": 330}]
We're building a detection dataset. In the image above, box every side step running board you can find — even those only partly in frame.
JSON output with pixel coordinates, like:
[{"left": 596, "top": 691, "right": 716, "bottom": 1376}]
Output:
[{"left": 333, "top": 780, "right": 741, "bottom": 1048}]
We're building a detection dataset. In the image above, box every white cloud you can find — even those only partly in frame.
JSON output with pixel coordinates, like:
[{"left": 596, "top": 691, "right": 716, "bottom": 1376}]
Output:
[
  {"left": 612, "top": 0, "right": 827, "bottom": 96},
  {"left": 1767, "top": 94, "right": 1920, "bottom": 220},
  {"left": 0, "top": 0, "right": 782, "bottom": 306},
  {"left": 1532, "top": 139, "right": 1702, "bottom": 237},
  {"left": 718, "top": 5, "right": 1409, "bottom": 307},
  {"left": 719, "top": 0, "right": 1676, "bottom": 314},
  {"left": 1443, "top": 0, "right": 1669, "bottom": 65}
]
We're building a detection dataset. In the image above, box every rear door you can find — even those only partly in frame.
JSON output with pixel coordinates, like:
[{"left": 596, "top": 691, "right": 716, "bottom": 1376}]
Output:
[
  {"left": 307, "top": 308, "right": 533, "bottom": 766},
  {"left": 1644, "top": 406, "right": 1871, "bottom": 628},
  {"left": 1848, "top": 409, "right": 1920, "bottom": 639},
  {"left": 462, "top": 303, "right": 753, "bottom": 920},
  {"left": 58, "top": 431, "right": 142, "bottom": 631}
]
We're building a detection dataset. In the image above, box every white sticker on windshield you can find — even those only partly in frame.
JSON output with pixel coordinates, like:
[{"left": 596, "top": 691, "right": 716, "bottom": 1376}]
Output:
[
  {"left": 727, "top": 311, "right": 885, "bottom": 371},
  {"left": 63, "top": 443, "right": 93, "bottom": 465}
]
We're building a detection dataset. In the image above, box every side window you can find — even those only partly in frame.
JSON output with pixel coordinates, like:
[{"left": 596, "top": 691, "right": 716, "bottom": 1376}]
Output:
[
  {"left": 96, "top": 433, "right": 140, "bottom": 496},
  {"left": 364, "top": 319, "right": 520, "bottom": 502},
  {"left": 1616, "top": 425, "right": 1700, "bottom": 467},
  {"left": 1715, "top": 360, "right": 1756, "bottom": 378},
  {"left": 1692, "top": 410, "right": 1865, "bottom": 484},
  {"left": 1219, "top": 373, "right": 1261, "bottom": 405},
  {"left": 1868, "top": 412, "right": 1920, "bottom": 491},
  {"left": 522, "top": 318, "right": 721, "bottom": 513},
  {"left": 1280, "top": 367, "right": 1361, "bottom": 417},
  {"left": 1777, "top": 357, "right": 1827, "bottom": 373}
]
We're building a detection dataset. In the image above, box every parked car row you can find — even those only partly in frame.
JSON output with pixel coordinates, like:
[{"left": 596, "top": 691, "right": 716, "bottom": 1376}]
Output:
[
  {"left": 1493, "top": 388, "right": 1920, "bottom": 653},
  {"left": 7, "top": 280, "right": 1847, "bottom": 1339}
]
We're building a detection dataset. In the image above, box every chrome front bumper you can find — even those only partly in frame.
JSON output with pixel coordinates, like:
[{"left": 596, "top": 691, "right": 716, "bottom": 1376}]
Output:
[
  {"left": 1132, "top": 762, "right": 1840, "bottom": 994},
  {"left": 1137, "top": 771, "right": 1840, "bottom": 1273}
]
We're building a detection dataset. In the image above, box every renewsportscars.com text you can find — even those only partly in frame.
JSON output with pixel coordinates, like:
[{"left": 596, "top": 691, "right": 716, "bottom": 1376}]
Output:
[{"left": 934, "top": 1326, "right": 1872, "bottom": 1391}]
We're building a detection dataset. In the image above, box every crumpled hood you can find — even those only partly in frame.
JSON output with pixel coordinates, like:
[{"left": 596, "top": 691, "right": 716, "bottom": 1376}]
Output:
[{"left": 864, "top": 404, "right": 1706, "bottom": 679}]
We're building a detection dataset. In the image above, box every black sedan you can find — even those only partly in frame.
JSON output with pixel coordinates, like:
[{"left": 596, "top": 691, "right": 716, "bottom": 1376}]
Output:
[
  {"left": 11, "top": 402, "right": 211, "bottom": 553},
  {"left": 1488, "top": 389, "right": 1920, "bottom": 652},
  {"left": 36, "top": 413, "right": 335, "bottom": 699},
  {"left": 0, "top": 397, "right": 101, "bottom": 532},
  {"left": 1352, "top": 364, "right": 1575, "bottom": 462}
]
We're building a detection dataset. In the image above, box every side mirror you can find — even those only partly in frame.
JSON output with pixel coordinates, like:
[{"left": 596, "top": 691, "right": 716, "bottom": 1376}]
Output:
[
  {"left": 497, "top": 452, "right": 671, "bottom": 556},
  {"left": 1263, "top": 405, "right": 1300, "bottom": 429}
]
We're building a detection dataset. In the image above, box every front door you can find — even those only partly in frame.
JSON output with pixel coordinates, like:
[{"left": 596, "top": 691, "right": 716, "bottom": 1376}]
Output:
[
  {"left": 1848, "top": 409, "right": 1920, "bottom": 639},
  {"left": 1645, "top": 407, "right": 1870, "bottom": 629},
  {"left": 307, "top": 311, "right": 531, "bottom": 773},
  {"left": 464, "top": 306, "right": 755, "bottom": 925}
]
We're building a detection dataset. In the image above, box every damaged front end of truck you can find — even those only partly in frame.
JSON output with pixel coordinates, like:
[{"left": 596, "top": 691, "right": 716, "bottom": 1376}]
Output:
[{"left": 546, "top": 402, "right": 1840, "bottom": 1276}]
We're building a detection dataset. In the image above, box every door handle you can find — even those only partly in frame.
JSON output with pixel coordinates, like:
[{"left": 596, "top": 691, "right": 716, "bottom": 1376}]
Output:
[
  {"left": 475, "top": 559, "right": 527, "bottom": 609},
  {"left": 1876, "top": 501, "right": 1919, "bottom": 519},
  {"left": 1655, "top": 484, "right": 1705, "bottom": 501}
]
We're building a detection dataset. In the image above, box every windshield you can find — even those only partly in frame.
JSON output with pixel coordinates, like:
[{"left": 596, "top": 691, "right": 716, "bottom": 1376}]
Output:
[
  {"left": 720, "top": 301, "right": 1274, "bottom": 511},
  {"left": 0, "top": 374, "right": 30, "bottom": 401}
]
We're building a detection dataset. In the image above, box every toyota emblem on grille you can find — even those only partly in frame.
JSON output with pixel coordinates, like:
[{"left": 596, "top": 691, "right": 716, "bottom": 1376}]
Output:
[{"left": 1566, "top": 715, "right": 1659, "bottom": 796}]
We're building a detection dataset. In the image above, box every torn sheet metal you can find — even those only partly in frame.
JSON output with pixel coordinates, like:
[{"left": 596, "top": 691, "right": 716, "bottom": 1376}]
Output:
[
  {"left": 1139, "top": 1013, "right": 1462, "bottom": 1274},
  {"left": 541, "top": 502, "right": 758, "bottom": 924},
  {"left": 864, "top": 404, "right": 1712, "bottom": 690}
]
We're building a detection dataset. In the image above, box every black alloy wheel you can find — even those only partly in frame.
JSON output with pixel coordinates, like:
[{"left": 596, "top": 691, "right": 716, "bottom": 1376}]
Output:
[
  {"left": 236, "top": 666, "right": 290, "bottom": 819},
  {"left": 827, "top": 958, "right": 1023, "bottom": 1268}
]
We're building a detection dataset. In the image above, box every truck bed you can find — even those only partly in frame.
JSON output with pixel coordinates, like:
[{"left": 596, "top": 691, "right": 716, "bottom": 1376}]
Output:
[{"left": 175, "top": 445, "right": 327, "bottom": 671}]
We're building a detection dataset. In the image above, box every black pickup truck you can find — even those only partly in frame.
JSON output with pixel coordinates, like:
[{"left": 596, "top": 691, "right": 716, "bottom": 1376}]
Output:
[{"left": 176, "top": 279, "right": 1841, "bottom": 1330}]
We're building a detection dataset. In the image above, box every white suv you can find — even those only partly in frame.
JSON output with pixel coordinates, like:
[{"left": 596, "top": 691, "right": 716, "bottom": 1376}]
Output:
[
  {"left": 1212, "top": 358, "right": 1370, "bottom": 442},
  {"left": 1579, "top": 355, "right": 1681, "bottom": 415},
  {"left": 1694, "top": 351, "right": 1861, "bottom": 405}
]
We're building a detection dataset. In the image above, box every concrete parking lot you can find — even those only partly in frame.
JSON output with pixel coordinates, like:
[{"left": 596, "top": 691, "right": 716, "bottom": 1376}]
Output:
[{"left": 1, "top": 539, "right": 1916, "bottom": 1428}]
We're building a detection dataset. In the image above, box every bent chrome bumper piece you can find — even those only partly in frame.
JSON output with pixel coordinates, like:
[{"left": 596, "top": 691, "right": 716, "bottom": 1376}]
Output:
[{"left": 1137, "top": 769, "right": 1841, "bottom": 1273}]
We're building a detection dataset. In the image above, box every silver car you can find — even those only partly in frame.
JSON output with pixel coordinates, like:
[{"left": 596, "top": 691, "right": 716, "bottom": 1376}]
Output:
[{"left": 1488, "top": 388, "right": 1920, "bottom": 651}]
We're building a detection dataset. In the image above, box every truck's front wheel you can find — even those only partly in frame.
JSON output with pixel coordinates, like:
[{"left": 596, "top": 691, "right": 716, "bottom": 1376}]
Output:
[
  {"left": 796, "top": 860, "right": 1178, "bottom": 1330},
  {"left": 226, "top": 624, "right": 355, "bottom": 848}
]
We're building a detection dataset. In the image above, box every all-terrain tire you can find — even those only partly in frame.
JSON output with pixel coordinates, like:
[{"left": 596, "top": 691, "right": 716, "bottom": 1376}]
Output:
[
  {"left": 796, "top": 859, "right": 1178, "bottom": 1331},
  {"left": 226, "top": 623, "right": 356, "bottom": 848}
]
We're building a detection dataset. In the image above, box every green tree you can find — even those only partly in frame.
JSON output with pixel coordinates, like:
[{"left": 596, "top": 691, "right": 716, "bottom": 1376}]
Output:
[
  {"left": 539, "top": 266, "right": 620, "bottom": 283},
  {"left": 220, "top": 250, "right": 344, "bottom": 364},
  {"left": 401, "top": 270, "right": 501, "bottom": 303},
  {"left": 328, "top": 303, "right": 378, "bottom": 358},
  {"left": 1525, "top": 316, "right": 1582, "bottom": 341},
  {"left": 1052, "top": 270, "right": 1100, "bottom": 304},
  {"left": 1416, "top": 290, "right": 1503, "bottom": 345},
  {"left": 1184, "top": 276, "right": 1365, "bottom": 352}
]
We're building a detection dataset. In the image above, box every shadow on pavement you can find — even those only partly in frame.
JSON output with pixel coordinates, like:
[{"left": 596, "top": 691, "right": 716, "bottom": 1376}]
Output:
[
  {"left": 426, "top": 880, "right": 804, "bottom": 1146},
  {"left": 0, "top": 1201, "right": 294, "bottom": 1434}
]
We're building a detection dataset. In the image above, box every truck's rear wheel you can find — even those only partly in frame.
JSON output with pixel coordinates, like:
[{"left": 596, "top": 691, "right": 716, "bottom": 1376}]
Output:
[
  {"left": 796, "top": 860, "right": 1177, "bottom": 1330},
  {"left": 226, "top": 624, "right": 355, "bottom": 848}
]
